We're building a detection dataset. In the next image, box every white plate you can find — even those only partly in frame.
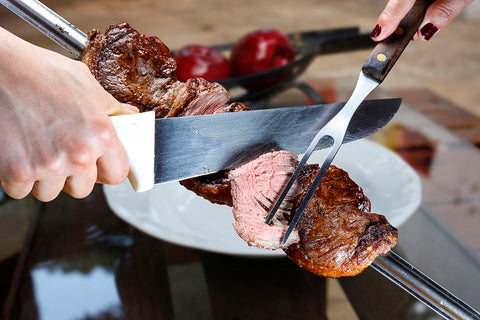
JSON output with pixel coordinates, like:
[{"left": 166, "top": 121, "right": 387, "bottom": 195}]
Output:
[{"left": 104, "top": 139, "right": 421, "bottom": 257}]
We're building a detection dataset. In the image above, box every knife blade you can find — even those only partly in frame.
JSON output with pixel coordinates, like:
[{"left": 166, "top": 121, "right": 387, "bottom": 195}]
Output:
[{"left": 110, "top": 98, "right": 401, "bottom": 192}]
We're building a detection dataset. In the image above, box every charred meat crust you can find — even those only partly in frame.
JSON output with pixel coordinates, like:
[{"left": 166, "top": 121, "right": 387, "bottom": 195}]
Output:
[
  {"left": 80, "top": 23, "right": 249, "bottom": 118},
  {"left": 179, "top": 171, "right": 233, "bottom": 207},
  {"left": 81, "top": 23, "right": 177, "bottom": 113},
  {"left": 285, "top": 165, "right": 397, "bottom": 278}
]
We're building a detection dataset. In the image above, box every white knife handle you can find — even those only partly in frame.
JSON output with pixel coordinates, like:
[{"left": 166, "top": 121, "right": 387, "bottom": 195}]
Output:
[{"left": 110, "top": 111, "right": 155, "bottom": 192}]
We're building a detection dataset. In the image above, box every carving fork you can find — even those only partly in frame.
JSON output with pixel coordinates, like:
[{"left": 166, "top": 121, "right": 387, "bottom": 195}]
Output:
[{"left": 265, "top": 0, "right": 435, "bottom": 244}]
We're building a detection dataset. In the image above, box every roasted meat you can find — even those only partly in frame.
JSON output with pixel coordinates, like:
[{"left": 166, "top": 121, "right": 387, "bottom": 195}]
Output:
[
  {"left": 80, "top": 22, "right": 249, "bottom": 117},
  {"left": 228, "top": 151, "right": 397, "bottom": 277},
  {"left": 81, "top": 22, "right": 176, "bottom": 114},
  {"left": 179, "top": 170, "right": 233, "bottom": 207},
  {"left": 81, "top": 23, "right": 398, "bottom": 278},
  {"left": 285, "top": 162, "right": 397, "bottom": 278}
]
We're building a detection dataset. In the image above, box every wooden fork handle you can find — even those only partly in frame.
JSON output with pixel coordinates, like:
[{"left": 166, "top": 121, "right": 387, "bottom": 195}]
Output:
[{"left": 362, "top": 0, "right": 434, "bottom": 83}]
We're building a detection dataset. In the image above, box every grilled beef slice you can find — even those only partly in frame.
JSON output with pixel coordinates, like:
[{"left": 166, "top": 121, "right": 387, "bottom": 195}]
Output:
[
  {"left": 81, "top": 22, "right": 177, "bottom": 114},
  {"left": 285, "top": 163, "right": 397, "bottom": 277},
  {"left": 81, "top": 23, "right": 249, "bottom": 117},
  {"left": 179, "top": 170, "right": 233, "bottom": 207},
  {"left": 81, "top": 23, "right": 398, "bottom": 277},
  {"left": 228, "top": 151, "right": 302, "bottom": 250}
]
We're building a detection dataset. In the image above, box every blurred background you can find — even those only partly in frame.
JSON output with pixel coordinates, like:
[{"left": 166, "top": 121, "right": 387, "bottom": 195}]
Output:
[{"left": 0, "top": 0, "right": 479, "bottom": 114}]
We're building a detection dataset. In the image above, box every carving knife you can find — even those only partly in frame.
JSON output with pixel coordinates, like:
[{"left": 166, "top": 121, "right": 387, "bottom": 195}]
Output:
[
  {"left": 110, "top": 99, "right": 400, "bottom": 191},
  {"left": 0, "top": 0, "right": 401, "bottom": 191}
]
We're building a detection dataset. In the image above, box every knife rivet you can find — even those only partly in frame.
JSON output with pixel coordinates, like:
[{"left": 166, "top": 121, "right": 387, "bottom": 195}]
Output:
[
  {"left": 376, "top": 53, "right": 387, "bottom": 62},
  {"left": 395, "top": 27, "right": 404, "bottom": 35}
]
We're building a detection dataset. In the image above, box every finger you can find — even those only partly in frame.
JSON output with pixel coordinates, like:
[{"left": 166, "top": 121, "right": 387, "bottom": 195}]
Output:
[
  {"left": 95, "top": 127, "right": 130, "bottom": 185},
  {"left": 371, "top": 0, "right": 416, "bottom": 41},
  {"left": 418, "top": 0, "right": 474, "bottom": 41},
  {"left": 31, "top": 176, "right": 66, "bottom": 202},
  {"left": 96, "top": 152, "right": 130, "bottom": 186},
  {"left": 107, "top": 98, "right": 139, "bottom": 116},
  {"left": 63, "top": 168, "right": 97, "bottom": 199},
  {"left": 0, "top": 180, "right": 34, "bottom": 200},
  {"left": 122, "top": 103, "right": 140, "bottom": 113}
]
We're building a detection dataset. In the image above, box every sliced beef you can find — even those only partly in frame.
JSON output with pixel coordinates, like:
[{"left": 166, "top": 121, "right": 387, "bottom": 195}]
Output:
[
  {"left": 228, "top": 151, "right": 302, "bottom": 250},
  {"left": 81, "top": 22, "right": 176, "bottom": 113},
  {"left": 284, "top": 165, "right": 397, "bottom": 278}
]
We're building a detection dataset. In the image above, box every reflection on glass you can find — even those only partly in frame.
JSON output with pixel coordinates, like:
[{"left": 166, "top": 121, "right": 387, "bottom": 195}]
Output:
[
  {"left": 0, "top": 186, "right": 9, "bottom": 204},
  {"left": 371, "top": 123, "right": 436, "bottom": 176},
  {"left": 31, "top": 265, "right": 121, "bottom": 319}
]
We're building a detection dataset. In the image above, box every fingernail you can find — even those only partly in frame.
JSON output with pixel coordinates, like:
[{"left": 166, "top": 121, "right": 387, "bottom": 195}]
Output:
[
  {"left": 122, "top": 103, "right": 140, "bottom": 113},
  {"left": 371, "top": 24, "right": 382, "bottom": 38},
  {"left": 420, "top": 23, "right": 438, "bottom": 41}
]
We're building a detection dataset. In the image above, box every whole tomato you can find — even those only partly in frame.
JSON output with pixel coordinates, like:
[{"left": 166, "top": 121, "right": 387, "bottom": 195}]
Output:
[
  {"left": 230, "top": 28, "right": 295, "bottom": 90},
  {"left": 174, "top": 45, "right": 230, "bottom": 82}
]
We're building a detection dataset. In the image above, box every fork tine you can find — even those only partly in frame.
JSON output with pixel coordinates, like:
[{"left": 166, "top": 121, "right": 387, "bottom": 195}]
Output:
[
  {"left": 282, "top": 139, "right": 342, "bottom": 245},
  {"left": 265, "top": 71, "right": 379, "bottom": 243},
  {"left": 266, "top": 72, "right": 379, "bottom": 244},
  {"left": 264, "top": 131, "right": 332, "bottom": 225}
]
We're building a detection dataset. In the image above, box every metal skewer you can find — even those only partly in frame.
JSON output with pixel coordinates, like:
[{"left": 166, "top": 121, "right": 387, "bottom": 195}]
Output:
[
  {"left": 373, "top": 252, "right": 480, "bottom": 320},
  {"left": 2, "top": 0, "right": 479, "bottom": 319},
  {"left": 0, "top": 0, "right": 87, "bottom": 57}
]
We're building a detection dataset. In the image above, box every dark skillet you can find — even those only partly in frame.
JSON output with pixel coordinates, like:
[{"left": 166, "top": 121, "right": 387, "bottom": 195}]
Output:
[{"left": 202, "top": 27, "right": 376, "bottom": 104}]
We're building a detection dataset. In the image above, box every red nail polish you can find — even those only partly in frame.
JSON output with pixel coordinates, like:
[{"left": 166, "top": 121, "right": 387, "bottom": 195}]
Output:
[
  {"left": 371, "top": 24, "right": 381, "bottom": 38},
  {"left": 420, "top": 23, "right": 438, "bottom": 41}
]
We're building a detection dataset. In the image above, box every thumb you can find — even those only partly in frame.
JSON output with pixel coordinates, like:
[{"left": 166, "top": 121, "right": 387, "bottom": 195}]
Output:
[{"left": 107, "top": 98, "right": 140, "bottom": 116}]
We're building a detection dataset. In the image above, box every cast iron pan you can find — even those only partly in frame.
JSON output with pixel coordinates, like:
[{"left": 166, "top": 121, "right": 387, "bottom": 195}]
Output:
[{"left": 199, "top": 27, "right": 376, "bottom": 104}]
